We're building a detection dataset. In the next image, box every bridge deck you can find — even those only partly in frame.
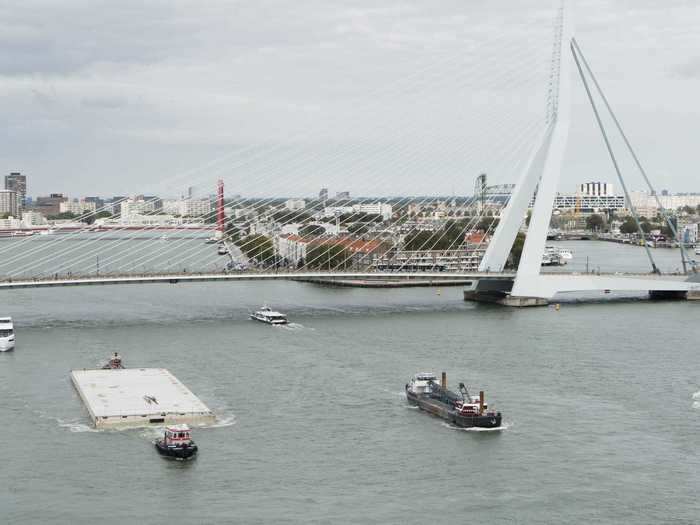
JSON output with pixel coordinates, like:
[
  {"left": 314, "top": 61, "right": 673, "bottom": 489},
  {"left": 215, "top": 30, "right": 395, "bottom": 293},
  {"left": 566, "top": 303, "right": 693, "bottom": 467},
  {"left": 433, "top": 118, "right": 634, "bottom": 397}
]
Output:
[{"left": 0, "top": 271, "right": 512, "bottom": 290}]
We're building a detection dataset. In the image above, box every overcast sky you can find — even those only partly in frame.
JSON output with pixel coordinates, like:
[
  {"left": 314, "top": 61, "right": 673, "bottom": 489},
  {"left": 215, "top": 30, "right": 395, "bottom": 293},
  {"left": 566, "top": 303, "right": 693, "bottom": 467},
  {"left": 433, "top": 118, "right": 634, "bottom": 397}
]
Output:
[{"left": 1, "top": 0, "right": 699, "bottom": 198}]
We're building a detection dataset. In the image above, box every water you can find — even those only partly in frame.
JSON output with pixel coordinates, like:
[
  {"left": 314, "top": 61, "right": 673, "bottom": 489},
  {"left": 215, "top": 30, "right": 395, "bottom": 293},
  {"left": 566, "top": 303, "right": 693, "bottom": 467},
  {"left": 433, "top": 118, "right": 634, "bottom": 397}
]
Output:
[{"left": 1, "top": 242, "right": 700, "bottom": 524}]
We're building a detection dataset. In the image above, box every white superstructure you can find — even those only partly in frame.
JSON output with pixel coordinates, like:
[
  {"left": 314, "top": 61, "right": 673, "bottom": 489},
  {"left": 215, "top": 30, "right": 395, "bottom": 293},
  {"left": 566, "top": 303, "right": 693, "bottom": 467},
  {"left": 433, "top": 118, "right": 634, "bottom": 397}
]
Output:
[
  {"left": 0, "top": 317, "right": 14, "bottom": 351},
  {"left": 406, "top": 372, "right": 438, "bottom": 395}
]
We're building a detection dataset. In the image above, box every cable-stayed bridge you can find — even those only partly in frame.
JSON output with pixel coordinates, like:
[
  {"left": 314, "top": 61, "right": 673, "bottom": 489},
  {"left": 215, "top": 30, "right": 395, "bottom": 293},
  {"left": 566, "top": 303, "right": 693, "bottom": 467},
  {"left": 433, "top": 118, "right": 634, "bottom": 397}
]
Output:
[{"left": 2, "top": 1, "right": 698, "bottom": 304}]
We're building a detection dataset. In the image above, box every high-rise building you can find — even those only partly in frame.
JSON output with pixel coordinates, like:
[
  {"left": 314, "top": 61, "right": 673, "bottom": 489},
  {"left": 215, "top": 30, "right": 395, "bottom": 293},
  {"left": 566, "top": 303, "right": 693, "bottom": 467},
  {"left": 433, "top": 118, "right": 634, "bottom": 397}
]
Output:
[
  {"left": 4, "top": 172, "right": 26, "bottom": 210},
  {"left": 0, "top": 189, "right": 18, "bottom": 217},
  {"left": 336, "top": 191, "right": 350, "bottom": 200},
  {"left": 319, "top": 188, "right": 328, "bottom": 202}
]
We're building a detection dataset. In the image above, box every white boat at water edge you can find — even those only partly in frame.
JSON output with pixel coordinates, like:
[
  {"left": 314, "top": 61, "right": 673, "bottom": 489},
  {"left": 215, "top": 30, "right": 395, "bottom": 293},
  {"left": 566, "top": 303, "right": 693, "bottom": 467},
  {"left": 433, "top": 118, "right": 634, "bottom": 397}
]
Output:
[{"left": 0, "top": 317, "right": 15, "bottom": 352}]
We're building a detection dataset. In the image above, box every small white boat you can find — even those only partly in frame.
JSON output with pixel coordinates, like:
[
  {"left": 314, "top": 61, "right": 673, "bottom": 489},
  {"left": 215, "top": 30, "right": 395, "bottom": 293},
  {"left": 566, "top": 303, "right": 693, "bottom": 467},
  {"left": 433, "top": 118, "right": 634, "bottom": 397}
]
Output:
[
  {"left": 0, "top": 317, "right": 15, "bottom": 352},
  {"left": 695, "top": 246, "right": 700, "bottom": 255},
  {"left": 217, "top": 243, "right": 228, "bottom": 255},
  {"left": 250, "top": 306, "right": 288, "bottom": 325}
]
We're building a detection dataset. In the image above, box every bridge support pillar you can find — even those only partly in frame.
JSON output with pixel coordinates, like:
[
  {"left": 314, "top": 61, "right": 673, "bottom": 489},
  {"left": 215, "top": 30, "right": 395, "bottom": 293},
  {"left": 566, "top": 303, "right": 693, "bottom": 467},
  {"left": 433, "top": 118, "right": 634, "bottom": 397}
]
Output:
[
  {"left": 463, "top": 277, "right": 548, "bottom": 307},
  {"left": 649, "top": 290, "right": 689, "bottom": 301},
  {"left": 685, "top": 290, "right": 700, "bottom": 301}
]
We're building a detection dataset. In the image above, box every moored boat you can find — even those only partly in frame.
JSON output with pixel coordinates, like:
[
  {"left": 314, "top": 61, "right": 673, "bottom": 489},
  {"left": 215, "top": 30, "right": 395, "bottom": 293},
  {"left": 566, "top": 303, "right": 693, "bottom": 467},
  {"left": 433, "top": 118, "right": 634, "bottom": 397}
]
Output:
[
  {"left": 250, "top": 306, "right": 288, "bottom": 325},
  {"left": 155, "top": 424, "right": 198, "bottom": 460},
  {"left": 0, "top": 317, "right": 15, "bottom": 352},
  {"left": 405, "top": 372, "right": 502, "bottom": 429}
]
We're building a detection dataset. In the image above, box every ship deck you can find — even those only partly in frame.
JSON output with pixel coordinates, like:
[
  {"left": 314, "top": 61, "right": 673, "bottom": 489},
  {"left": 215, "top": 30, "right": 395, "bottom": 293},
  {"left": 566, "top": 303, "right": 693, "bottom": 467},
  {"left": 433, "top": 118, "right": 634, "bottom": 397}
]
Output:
[{"left": 70, "top": 368, "right": 215, "bottom": 429}]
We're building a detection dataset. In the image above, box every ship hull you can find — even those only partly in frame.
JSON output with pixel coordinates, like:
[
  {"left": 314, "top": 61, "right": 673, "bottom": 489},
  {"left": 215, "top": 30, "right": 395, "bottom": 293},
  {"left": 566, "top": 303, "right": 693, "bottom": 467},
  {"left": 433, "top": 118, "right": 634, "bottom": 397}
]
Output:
[
  {"left": 406, "top": 389, "right": 502, "bottom": 429},
  {"left": 155, "top": 441, "right": 198, "bottom": 460}
]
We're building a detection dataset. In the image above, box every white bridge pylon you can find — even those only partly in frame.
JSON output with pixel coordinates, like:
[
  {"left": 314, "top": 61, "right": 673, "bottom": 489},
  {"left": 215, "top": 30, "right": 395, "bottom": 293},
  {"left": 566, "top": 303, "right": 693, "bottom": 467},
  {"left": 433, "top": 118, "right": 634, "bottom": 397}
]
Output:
[{"left": 476, "top": 1, "right": 699, "bottom": 303}]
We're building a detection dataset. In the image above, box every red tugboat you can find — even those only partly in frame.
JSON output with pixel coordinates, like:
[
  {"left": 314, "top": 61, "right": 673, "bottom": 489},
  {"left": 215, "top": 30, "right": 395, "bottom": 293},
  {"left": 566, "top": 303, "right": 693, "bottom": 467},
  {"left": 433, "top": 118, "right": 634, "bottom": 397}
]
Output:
[
  {"left": 405, "top": 372, "right": 502, "bottom": 429},
  {"left": 155, "top": 425, "right": 198, "bottom": 460}
]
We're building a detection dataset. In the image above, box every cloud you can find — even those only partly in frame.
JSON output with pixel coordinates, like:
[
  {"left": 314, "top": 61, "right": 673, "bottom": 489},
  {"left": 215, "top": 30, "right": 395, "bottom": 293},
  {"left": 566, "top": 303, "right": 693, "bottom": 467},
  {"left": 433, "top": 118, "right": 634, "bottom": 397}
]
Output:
[
  {"left": 672, "top": 57, "right": 700, "bottom": 79},
  {"left": 2, "top": 0, "right": 700, "bottom": 196}
]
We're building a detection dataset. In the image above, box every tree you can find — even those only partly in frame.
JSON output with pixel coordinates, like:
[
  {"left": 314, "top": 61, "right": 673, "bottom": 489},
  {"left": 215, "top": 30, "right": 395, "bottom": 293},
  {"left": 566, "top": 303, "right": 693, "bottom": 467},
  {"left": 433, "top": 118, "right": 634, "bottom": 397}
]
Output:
[
  {"left": 619, "top": 217, "right": 638, "bottom": 235},
  {"left": 0, "top": 213, "right": 9, "bottom": 219},
  {"left": 506, "top": 232, "right": 526, "bottom": 269},
  {"left": 47, "top": 212, "right": 79, "bottom": 220},
  {"left": 585, "top": 214, "right": 605, "bottom": 231},
  {"left": 476, "top": 217, "right": 499, "bottom": 233},
  {"left": 299, "top": 224, "right": 326, "bottom": 237},
  {"left": 235, "top": 235, "right": 274, "bottom": 265},
  {"left": 306, "top": 243, "right": 352, "bottom": 270},
  {"left": 640, "top": 221, "right": 652, "bottom": 234},
  {"left": 347, "top": 222, "right": 370, "bottom": 235}
]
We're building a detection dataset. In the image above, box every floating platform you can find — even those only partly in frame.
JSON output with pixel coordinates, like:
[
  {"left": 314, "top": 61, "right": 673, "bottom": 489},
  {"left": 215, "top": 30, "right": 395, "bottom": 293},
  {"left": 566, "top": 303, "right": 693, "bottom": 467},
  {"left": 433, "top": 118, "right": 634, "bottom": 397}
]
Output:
[{"left": 70, "top": 368, "right": 216, "bottom": 429}]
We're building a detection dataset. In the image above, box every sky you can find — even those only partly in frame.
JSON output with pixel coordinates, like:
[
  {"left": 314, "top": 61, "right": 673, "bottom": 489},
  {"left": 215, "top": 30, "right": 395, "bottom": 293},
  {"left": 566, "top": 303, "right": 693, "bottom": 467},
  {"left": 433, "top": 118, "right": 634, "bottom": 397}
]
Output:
[{"left": 1, "top": 0, "right": 699, "bottom": 198}]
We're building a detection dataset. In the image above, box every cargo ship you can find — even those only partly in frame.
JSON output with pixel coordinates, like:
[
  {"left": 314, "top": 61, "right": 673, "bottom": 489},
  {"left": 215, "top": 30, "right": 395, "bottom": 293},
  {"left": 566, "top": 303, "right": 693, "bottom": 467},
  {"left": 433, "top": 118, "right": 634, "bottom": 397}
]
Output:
[{"left": 405, "top": 372, "right": 502, "bottom": 429}]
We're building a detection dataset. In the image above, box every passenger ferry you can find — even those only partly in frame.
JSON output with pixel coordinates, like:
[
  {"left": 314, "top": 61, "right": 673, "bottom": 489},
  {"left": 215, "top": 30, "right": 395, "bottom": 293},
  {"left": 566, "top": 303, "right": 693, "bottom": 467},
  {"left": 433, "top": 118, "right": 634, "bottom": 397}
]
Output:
[
  {"left": 406, "top": 372, "right": 502, "bottom": 429},
  {"left": 155, "top": 424, "right": 198, "bottom": 460},
  {"left": 0, "top": 317, "right": 15, "bottom": 352},
  {"left": 250, "top": 306, "right": 288, "bottom": 325}
]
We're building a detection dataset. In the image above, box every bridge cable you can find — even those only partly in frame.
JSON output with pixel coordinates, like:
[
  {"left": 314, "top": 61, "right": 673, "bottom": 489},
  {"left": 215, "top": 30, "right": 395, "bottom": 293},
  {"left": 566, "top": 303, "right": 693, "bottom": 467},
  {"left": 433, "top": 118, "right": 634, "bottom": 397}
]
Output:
[{"left": 570, "top": 40, "right": 660, "bottom": 275}]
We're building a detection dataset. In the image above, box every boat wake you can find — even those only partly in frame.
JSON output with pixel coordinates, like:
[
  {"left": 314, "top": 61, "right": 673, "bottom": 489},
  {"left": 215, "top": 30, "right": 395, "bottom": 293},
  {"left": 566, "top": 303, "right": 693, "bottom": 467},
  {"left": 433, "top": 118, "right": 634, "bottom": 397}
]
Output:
[
  {"left": 277, "top": 322, "right": 307, "bottom": 330},
  {"left": 441, "top": 421, "right": 511, "bottom": 432},
  {"left": 57, "top": 418, "right": 100, "bottom": 433}
]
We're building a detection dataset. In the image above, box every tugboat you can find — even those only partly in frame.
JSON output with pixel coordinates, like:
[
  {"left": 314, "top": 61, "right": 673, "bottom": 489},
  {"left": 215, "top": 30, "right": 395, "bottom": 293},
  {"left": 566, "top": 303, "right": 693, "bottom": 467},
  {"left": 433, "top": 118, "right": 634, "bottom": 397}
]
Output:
[
  {"left": 405, "top": 372, "right": 502, "bottom": 429},
  {"left": 101, "top": 352, "right": 124, "bottom": 369},
  {"left": 250, "top": 306, "right": 288, "bottom": 325},
  {"left": 155, "top": 424, "right": 198, "bottom": 460}
]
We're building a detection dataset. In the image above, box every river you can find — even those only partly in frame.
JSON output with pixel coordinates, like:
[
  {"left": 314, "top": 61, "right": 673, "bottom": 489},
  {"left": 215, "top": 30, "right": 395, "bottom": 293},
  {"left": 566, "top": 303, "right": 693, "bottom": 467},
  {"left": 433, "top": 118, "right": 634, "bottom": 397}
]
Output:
[{"left": 1, "top": 239, "right": 699, "bottom": 524}]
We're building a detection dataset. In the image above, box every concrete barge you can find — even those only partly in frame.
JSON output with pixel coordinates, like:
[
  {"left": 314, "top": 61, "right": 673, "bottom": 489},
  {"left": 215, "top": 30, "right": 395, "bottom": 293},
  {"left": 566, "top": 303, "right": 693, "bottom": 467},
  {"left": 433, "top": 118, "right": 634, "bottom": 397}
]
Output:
[{"left": 70, "top": 368, "right": 216, "bottom": 429}]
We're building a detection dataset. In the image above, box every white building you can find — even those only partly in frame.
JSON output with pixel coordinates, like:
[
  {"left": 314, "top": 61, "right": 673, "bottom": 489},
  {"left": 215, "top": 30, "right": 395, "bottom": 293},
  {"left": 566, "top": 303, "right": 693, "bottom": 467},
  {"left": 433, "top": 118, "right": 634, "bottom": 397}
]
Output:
[
  {"left": 118, "top": 214, "right": 176, "bottom": 226},
  {"left": 60, "top": 199, "right": 97, "bottom": 215},
  {"left": 162, "top": 199, "right": 212, "bottom": 217},
  {"left": 322, "top": 206, "right": 354, "bottom": 218},
  {"left": 121, "top": 198, "right": 158, "bottom": 217},
  {"left": 629, "top": 191, "right": 700, "bottom": 217},
  {"left": 285, "top": 199, "right": 306, "bottom": 211},
  {"left": 0, "top": 189, "right": 18, "bottom": 217},
  {"left": 0, "top": 217, "right": 21, "bottom": 229},
  {"left": 274, "top": 234, "right": 312, "bottom": 266},
  {"left": 352, "top": 203, "right": 393, "bottom": 220},
  {"left": 21, "top": 211, "right": 46, "bottom": 227}
]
